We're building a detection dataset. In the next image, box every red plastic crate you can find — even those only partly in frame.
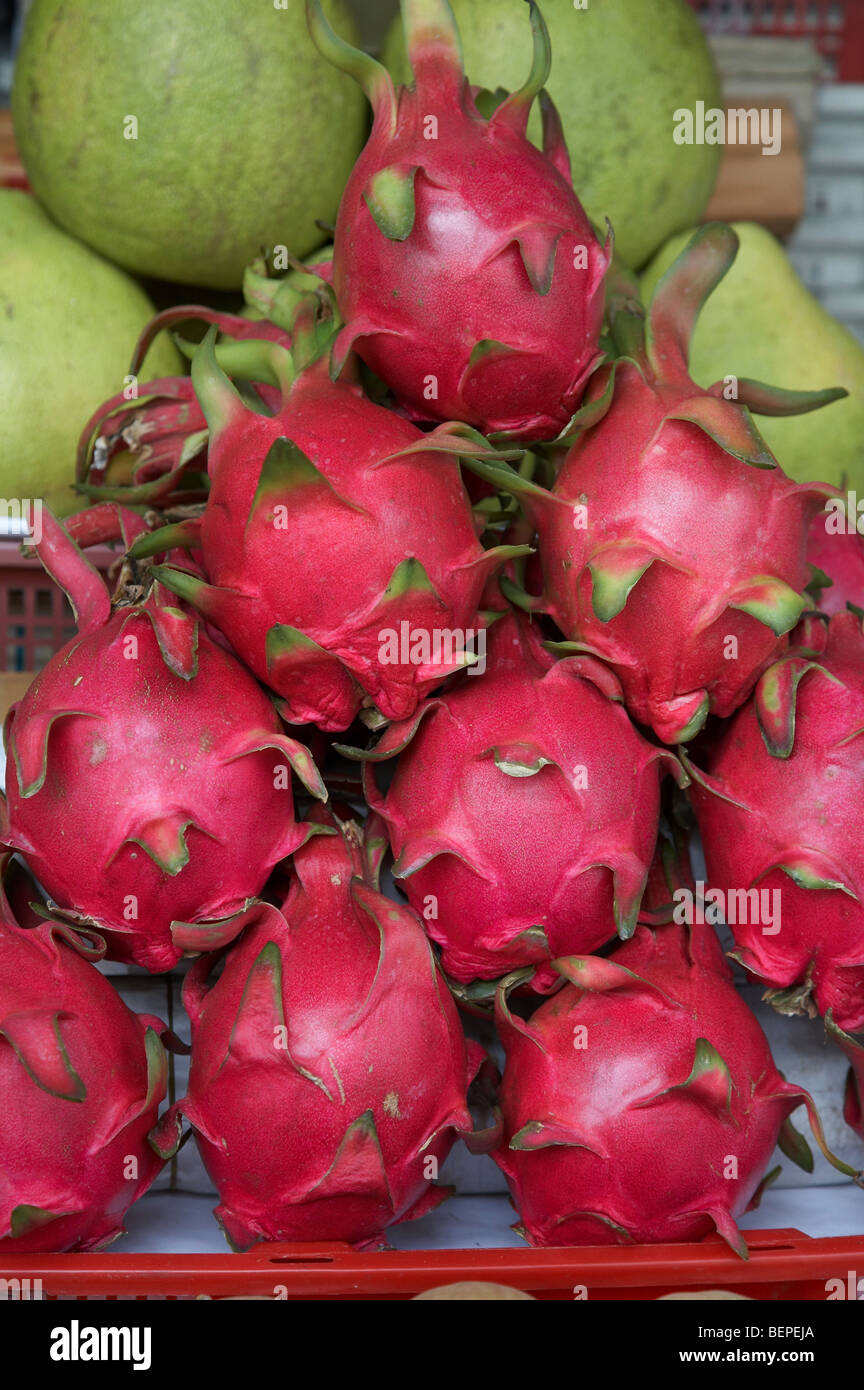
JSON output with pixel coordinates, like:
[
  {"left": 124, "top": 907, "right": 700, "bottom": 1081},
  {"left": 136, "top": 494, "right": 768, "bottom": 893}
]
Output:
[
  {"left": 0, "top": 539, "right": 116, "bottom": 673},
  {"left": 689, "top": 0, "right": 864, "bottom": 80},
  {"left": 1, "top": 1229, "right": 862, "bottom": 1300}
]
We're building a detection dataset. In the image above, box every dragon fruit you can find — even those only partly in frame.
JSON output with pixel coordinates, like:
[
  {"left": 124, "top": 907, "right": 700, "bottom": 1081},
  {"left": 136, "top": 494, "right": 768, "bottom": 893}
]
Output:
[
  {"left": 306, "top": 0, "right": 609, "bottom": 442},
  {"left": 826, "top": 1014, "right": 864, "bottom": 1143},
  {"left": 136, "top": 317, "right": 523, "bottom": 730},
  {"left": 685, "top": 611, "right": 864, "bottom": 1036},
  {"left": 807, "top": 507, "right": 864, "bottom": 616},
  {"left": 177, "top": 811, "right": 494, "bottom": 1250},
  {"left": 0, "top": 856, "right": 174, "bottom": 1252},
  {"left": 0, "top": 510, "right": 326, "bottom": 973},
  {"left": 76, "top": 292, "right": 294, "bottom": 509},
  {"left": 493, "top": 902, "right": 857, "bottom": 1252},
  {"left": 470, "top": 225, "right": 845, "bottom": 743},
  {"left": 345, "top": 613, "right": 684, "bottom": 994}
]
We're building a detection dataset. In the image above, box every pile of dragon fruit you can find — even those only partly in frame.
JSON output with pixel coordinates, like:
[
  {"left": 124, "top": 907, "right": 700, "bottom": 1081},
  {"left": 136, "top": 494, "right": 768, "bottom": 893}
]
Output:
[{"left": 1, "top": 0, "right": 863, "bottom": 1258}]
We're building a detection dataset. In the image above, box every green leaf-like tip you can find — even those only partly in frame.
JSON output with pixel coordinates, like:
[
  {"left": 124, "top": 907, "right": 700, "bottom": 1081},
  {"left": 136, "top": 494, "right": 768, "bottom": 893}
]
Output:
[
  {"left": 489, "top": 0, "right": 551, "bottom": 128},
  {"left": 129, "top": 520, "right": 199, "bottom": 561},
  {"left": 755, "top": 656, "right": 826, "bottom": 758},
  {"left": 265, "top": 624, "right": 328, "bottom": 669},
  {"left": 148, "top": 566, "right": 203, "bottom": 608},
  {"left": 190, "top": 325, "right": 244, "bottom": 438},
  {"left": 674, "top": 692, "right": 711, "bottom": 744},
  {"left": 383, "top": 556, "right": 438, "bottom": 601},
  {"left": 778, "top": 1115, "right": 814, "bottom": 1173},
  {"left": 253, "top": 436, "right": 323, "bottom": 500},
  {"left": 364, "top": 165, "right": 417, "bottom": 242},
  {"left": 492, "top": 749, "right": 553, "bottom": 778},
  {"left": 729, "top": 577, "right": 806, "bottom": 637},
  {"left": 734, "top": 378, "right": 849, "bottom": 418},
  {"left": 589, "top": 554, "right": 654, "bottom": 622},
  {"left": 127, "top": 817, "right": 192, "bottom": 876},
  {"left": 779, "top": 859, "right": 856, "bottom": 896},
  {"left": 305, "top": 0, "right": 396, "bottom": 121},
  {"left": 613, "top": 899, "right": 640, "bottom": 940},
  {"left": 10, "top": 1205, "right": 69, "bottom": 1239},
  {"left": 467, "top": 339, "right": 520, "bottom": 370},
  {"left": 684, "top": 1037, "right": 733, "bottom": 1111}
]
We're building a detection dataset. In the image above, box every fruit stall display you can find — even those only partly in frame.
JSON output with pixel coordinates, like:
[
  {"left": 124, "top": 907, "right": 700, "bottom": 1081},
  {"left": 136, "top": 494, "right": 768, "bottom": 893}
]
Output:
[{"left": 1, "top": 0, "right": 864, "bottom": 1302}]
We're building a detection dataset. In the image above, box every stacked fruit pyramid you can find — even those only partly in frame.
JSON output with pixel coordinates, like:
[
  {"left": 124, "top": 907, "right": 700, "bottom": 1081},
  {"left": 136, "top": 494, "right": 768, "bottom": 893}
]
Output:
[{"left": 1, "top": 0, "right": 863, "bottom": 1258}]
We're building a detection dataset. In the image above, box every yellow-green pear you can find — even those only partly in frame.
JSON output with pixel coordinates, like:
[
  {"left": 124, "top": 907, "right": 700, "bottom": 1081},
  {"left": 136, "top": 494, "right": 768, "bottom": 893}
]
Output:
[
  {"left": 12, "top": 0, "right": 366, "bottom": 289},
  {"left": 641, "top": 222, "right": 864, "bottom": 489},
  {"left": 0, "top": 191, "right": 181, "bottom": 502}
]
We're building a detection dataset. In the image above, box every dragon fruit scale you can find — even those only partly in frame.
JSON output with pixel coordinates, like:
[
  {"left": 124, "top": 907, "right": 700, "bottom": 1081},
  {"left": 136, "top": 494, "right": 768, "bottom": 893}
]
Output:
[
  {"left": 137, "top": 319, "right": 525, "bottom": 731},
  {"left": 686, "top": 611, "right": 864, "bottom": 1036},
  {"left": 493, "top": 914, "right": 858, "bottom": 1252},
  {"left": 0, "top": 857, "right": 175, "bottom": 1253},
  {"left": 0, "top": 510, "right": 326, "bottom": 973},
  {"left": 176, "top": 812, "right": 494, "bottom": 1250},
  {"left": 306, "top": 0, "right": 609, "bottom": 442},
  {"left": 470, "top": 224, "right": 846, "bottom": 744},
  {"left": 343, "top": 612, "right": 685, "bottom": 994}
]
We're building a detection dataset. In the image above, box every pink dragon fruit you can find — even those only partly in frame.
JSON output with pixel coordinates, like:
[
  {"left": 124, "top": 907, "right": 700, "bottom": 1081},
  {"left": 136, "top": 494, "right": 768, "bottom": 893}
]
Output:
[
  {"left": 136, "top": 318, "right": 523, "bottom": 730},
  {"left": 0, "top": 510, "right": 326, "bottom": 973},
  {"left": 470, "top": 225, "right": 845, "bottom": 743},
  {"left": 0, "top": 856, "right": 175, "bottom": 1252},
  {"left": 493, "top": 901, "right": 858, "bottom": 1252},
  {"left": 76, "top": 295, "right": 293, "bottom": 508},
  {"left": 807, "top": 507, "right": 864, "bottom": 616},
  {"left": 344, "top": 613, "right": 684, "bottom": 994},
  {"left": 826, "top": 1014, "right": 863, "bottom": 1142},
  {"left": 177, "top": 811, "right": 494, "bottom": 1250},
  {"left": 306, "top": 0, "right": 609, "bottom": 441},
  {"left": 686, "top": 611, "right": 864, "bottom": 1036}
]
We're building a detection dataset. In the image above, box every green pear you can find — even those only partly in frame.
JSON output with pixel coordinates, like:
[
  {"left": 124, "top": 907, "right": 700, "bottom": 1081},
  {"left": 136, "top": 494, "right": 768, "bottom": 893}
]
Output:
[
  {"left": 0, "top": 190, "right": 181, "bottom": 503},
  {"left": 641, "top": 222, "right": 864, "bottom": 489},
  {"left": 12, "top": 0, "right": 367, "bottom": 289},
  {"left": 381, "top": 0, "right": 721, "bottom": 270}
]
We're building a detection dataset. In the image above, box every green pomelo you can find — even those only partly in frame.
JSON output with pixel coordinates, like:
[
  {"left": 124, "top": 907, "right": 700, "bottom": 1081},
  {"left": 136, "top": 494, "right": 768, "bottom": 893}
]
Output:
[
  {"left": 0, "top": 190, "right": 181, "bottom": 501},
  {"left": 382, "top": 0, "right": 721, "bottom": 269},
  {"left": 641, "top": 222, "right": 864, "bottom": 489},
  {"left": 12, "top": 0, "right": 367, "bottom": 289}
]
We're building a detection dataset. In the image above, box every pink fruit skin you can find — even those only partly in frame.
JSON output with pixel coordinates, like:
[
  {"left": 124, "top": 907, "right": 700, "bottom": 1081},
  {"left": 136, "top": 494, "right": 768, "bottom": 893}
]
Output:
[
  {"left": 360, "top": 615, "right": 682, "bottom": 989},
  {"left": 1, "top": 514, "right": 323, "bottom": 973},
  {"left": 494, "top": 920, "right": 820, "bottom": 1252},
  {"left": 688, "top": 613, "right": 864, "bottom": 1035},
  {"left": 0, "top": 869, "right": 170, "bottom": 1252},
  {"left": 179, "top": 817, "right": 486, "bottom": 1250},
  {"left": 806, "top": 511, "right": 864, "bottom": 615},
  {"left": 537, "top": 365, "right": 826, "bottom": 742},
  {"left": 315, "top": 1, "right": 608, "bottom": 441},
  {"left": 154, "top": 346, "right": 516, "bottom": 731}
]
